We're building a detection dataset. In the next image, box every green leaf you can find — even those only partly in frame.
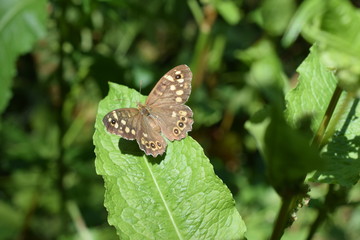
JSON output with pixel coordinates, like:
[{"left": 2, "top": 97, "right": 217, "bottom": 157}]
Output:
[
  {"left": 247, "top": 98, "right": 323, "bottom": 194},
  {"left": 245, "top": 108, "right": 270, "bottom": 158},
  {"left": 215, "top": 1, "right": 242, "bottom": 25},
  {"left": 285, "top": 45, "right": 360, "bottom": 187},
  {"left": 235, "top": 39, "right": 287, "bottom": 91},
  {"left": 94, "top": 83, "right": 246, "bottom": 239},
  {"left": 265, "top": 105, "right": 322, "bottom": 193},
  {"left": 310, "top": 96, "right": 360, "bottom": 187},
  {"left": 285, "top": 45, "right": 337, "bottom": 132},
  {"left": 282, "top": 0, "right": 324, "bottom": 47},
  {"left": 252, "top": 0, "right": 296, "bottom": 36},
  {"left": 0, "top": 0, "right": 47, "bottom": 114},
  {"left": 317, "top": 0, "right": 360, "bottom": 94},
  {"left": 296, "top": 0, "right": 360, "bottom": 94}
]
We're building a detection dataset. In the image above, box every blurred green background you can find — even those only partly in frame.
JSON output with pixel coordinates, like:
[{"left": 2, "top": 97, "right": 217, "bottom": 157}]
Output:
[{"left": 1, "top": 0, "right": 360, "bottom": 239}]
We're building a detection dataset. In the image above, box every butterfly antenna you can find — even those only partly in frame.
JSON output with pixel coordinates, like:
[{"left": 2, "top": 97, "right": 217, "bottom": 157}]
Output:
[{"left": 137, "top": 77, "right": 143, "bottom": 104}]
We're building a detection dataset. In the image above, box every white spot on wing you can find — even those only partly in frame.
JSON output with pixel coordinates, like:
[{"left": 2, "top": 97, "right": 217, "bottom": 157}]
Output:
[
  {"left": 112, "top": 111, "right": 118, "bottom": 120},
  {"left": 176, "top": 90, "right": 183, "bottom": 95},
  {"left": 165, "top": 75, "right": 174, "bottom": 82},
  {"left": 179, "top": 110, "right": 187, "bottom": 116}
]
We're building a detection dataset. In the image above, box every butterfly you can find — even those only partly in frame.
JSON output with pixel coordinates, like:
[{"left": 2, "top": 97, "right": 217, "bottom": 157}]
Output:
[{"left": 103, "top": 65, "right": 194, "bottom": 157}]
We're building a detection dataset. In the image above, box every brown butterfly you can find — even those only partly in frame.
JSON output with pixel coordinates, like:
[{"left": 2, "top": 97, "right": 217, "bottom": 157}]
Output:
[{"left": 103, "top": 65, "right": 194, "bottom": 157}]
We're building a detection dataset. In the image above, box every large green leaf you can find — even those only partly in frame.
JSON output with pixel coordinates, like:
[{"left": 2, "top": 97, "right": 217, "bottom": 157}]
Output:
[
  {"left": 310, "top": 97, "right": 360, "bottom": 187},
  {"left": 285, "top": 45, "right": 360, "bottom": 187},
  {"left": 285, "top": 45, "right": 338, "bottom": 131},
  {"left": 247, "top": 103, "right": 323, "bottom": 195},
  {"left": 0, "top": 0, "right": 46, "bottom": 114},
  {"left": 93, "top": 83, "right": 246, "bottom": 239}
]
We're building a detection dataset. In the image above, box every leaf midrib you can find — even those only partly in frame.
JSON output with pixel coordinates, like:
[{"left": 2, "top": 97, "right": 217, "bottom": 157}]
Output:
[{"left": 143, "top": 155, "right": 183, "bottom": 240}]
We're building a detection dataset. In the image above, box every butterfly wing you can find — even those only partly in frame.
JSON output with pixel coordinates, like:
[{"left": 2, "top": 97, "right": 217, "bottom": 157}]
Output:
[
  {"left": 103, "top": 107, "right": 167, "bottom": 157},
  {"left": 103, "top": 108, "right": 141, "bottom": 140},
  {"left": 146, "top": 64, "right": 193, "bottom": 141},
  {"left": 150, "top": 105, "right": 193, "bottom": 141},
  {"left": 146, "top": 64, "right": 192, "bottom": 107},
  {"left": 135, "top": 115, "right": 167, "bottom": 157}
]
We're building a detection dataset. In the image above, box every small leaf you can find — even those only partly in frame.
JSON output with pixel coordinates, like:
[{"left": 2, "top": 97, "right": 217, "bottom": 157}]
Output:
[
  {"left": 94, "top": 83, "right": 246, "bottom": 239},
  {"left": 282, "top": 0, "right": 324, "bottom": 46},
  {"left": 253, "top": 0, "right": 296, "bottom": 36},
  {"left": 216, "top": 1, "right": 242, "bottom": 25},
  {"left": 235, "top": 39, "right": 288, "bottom": 91}
]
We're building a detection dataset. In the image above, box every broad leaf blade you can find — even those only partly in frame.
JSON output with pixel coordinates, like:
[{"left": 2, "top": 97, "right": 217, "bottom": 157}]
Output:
[
  {"left": 285, "top": 45, "right": 337, "bottom": 131},
  {"left": 285, "top": 45, "right": 360, "bottom": 187},
  {"left": 0, "top": 0, "right": 46, "bottom": 114},
  {"left": 94, "top": 83, "right": 246, "bottom": 239},
  {"left": 310, "top": 97, "right": 360, "bottom": 187}
]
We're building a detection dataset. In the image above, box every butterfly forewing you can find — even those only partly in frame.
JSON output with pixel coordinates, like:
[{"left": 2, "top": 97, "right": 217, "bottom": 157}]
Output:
[
  {"left": 146, "top": 64, "right": 193, "bottom": 141},
  {"left": 103, "top": 108, "right": 141, "bottom": 140},
  {"left": 146, "top": 65, "right": 192, "bottom": 106}
]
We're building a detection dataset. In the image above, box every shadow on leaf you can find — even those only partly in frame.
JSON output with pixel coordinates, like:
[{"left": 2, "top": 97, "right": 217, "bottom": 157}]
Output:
[
  {"left": 118, "top": 138, "right": 143, "bottom": 156},
  {"left": 118, "top": 138, "right": 166, "bottom": 164}
]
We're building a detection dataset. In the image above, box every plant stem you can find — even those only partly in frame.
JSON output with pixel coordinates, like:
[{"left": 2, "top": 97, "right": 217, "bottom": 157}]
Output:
[
  {"left": 312, "top": 85, "right": 342, "bottom": 148},
  {"left": 305, "top": 185, "right": 335, "bottom": 240},
  {"left": 269, "top": 195, "right": 295, "bottom": 240}
]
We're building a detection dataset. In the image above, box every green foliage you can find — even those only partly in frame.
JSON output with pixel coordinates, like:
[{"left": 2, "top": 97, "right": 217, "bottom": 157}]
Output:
[
  {"left": 285, "top": 45, "right": 360, "bottom": 187},
  {"left": 0, "top": 0, "right": 47, "bottom": 114},
  {"left": 285, "top": 45, "right": 338, "bottom": 132},
  {"left": 286, "top": 0, "right": 360, "bottom": 94},
  {"left": 253, "top": 0, "right": 296, "bottom": 36},
  {"left": 310, "top": 97, "right": 360, "bottom": 187},
  {"left": 94, "top": 83, "right": 246, "bottom": 239},
  {"left": 1, "top": 0, "right": 360, "bottom": 239}
]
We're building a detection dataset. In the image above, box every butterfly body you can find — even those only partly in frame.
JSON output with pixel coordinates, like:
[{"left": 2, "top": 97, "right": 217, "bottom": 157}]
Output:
[{"left": 103, "top": 65, "right": 193, "bottom": 157}]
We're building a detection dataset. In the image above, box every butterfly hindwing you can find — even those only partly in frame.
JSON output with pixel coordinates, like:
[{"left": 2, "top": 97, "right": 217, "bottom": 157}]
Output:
[
  {"left": 150, "top": 105, "right": 193, "bottom": 141},
  {"left": 136, "top": 115, "right": 167, "bottom": 157}
]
